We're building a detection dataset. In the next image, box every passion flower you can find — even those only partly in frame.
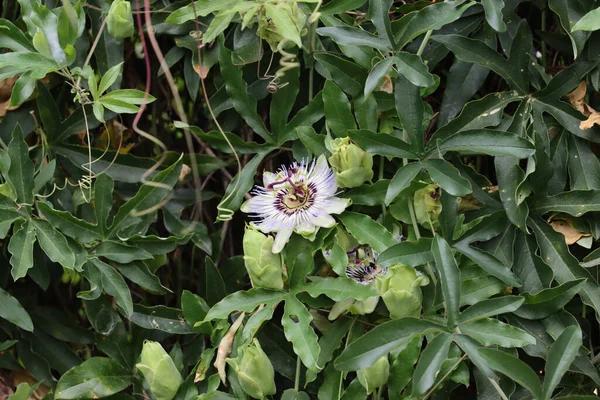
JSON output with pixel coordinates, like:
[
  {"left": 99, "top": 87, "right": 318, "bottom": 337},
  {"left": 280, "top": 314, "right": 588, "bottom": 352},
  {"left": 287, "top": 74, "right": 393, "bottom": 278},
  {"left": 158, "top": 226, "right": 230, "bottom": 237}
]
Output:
[{"left": 241, "top": 155, "right": 350, "bottom": 253}]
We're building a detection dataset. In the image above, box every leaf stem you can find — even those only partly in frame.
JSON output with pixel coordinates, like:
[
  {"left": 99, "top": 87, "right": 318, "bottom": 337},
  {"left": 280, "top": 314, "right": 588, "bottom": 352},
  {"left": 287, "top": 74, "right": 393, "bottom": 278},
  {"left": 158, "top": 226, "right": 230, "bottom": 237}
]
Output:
[
  {"left": 417, "top": 30, "right": 433, "bottom": 58},
  {"left": 294, "top": 355, "right": 302, "bottom": 391},
  {"left": 489, "top": 378, "right": 510, "bottom": 400}
]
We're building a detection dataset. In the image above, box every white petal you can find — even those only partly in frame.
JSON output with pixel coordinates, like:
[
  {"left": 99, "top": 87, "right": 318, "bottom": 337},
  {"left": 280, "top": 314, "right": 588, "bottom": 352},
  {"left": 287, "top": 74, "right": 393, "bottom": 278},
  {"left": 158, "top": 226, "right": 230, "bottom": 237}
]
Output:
[
  {"left": 295, "top": 219, "right": 317, "bottom": 235},
  {"left": 272, "top": 225, "right": 293, "bottom": 253},
  {"left": 311, "top": 213, "right": 336, "bottom": 228},
  {"left": 324, "top": 197, "right": 350, "bottom": 214}
]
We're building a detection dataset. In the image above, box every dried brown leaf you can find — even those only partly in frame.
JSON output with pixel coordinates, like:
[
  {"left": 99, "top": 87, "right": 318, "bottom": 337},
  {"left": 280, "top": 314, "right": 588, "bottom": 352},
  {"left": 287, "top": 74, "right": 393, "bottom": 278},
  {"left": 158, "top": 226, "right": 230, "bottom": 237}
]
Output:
[
  {"left": 550, "top": 220, "right": 591, "bottom": 245},
  {"left": 567, "top": 81, "right": 587, "bottom": 114}
]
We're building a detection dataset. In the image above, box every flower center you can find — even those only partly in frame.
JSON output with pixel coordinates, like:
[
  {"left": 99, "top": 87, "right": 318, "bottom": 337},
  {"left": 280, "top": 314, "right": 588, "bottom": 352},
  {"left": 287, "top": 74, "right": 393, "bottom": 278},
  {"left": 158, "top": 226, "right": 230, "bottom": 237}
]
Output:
[{"left": 282, "top": 184, "right": 309, "bottom": 209}]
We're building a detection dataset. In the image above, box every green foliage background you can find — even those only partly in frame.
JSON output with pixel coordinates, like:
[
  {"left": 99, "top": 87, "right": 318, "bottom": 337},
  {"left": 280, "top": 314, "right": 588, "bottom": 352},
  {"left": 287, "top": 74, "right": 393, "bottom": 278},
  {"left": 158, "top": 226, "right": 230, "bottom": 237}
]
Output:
[{"left": 1, "top": 0, "right": 600, "bottom": 399}]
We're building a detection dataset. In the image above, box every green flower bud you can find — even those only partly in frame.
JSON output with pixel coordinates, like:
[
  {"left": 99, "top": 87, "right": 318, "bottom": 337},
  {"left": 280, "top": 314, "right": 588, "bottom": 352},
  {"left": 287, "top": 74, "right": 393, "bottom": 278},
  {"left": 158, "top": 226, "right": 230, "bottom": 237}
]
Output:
[
  {"left": 107, "top": 0, "right": 134, "bottom": 38},
  {"left": 243, "top": 226, "right": 285, "bottom": 290},
  {"left": 227, "top": 339, "right": 276, "bottom": 399},
  {"left": 328, "top": 137, "right": 373, "bottom": 188},
  {"left": 413, "top": 184, "right": 441, "bottom": 230},
  {"left": 376, "top": 265, "right": 426, "bottom": 319},
  {"left": 136, "top": 341, "right": 183, "bottom": 400},
  {"left": 357, "top": 356, "right": 390, "bottom": 394}
]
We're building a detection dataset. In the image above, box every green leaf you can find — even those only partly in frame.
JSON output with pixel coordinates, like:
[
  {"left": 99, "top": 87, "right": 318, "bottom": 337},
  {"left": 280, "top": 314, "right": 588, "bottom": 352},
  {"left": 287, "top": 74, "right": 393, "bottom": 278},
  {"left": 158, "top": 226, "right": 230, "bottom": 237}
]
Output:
[
  {"left": 393, "top": 1, "right": 474, "bottom": 50},
  {"left": 339, "top": 212, "right": 398, "bottom": 253},
  {"left": 377, "top": 238, "right": 433, "bottom": 268},
  {"left": 411, "top": 333, "right": 453, "bottom": 397},
  {"left": 116, "top": 260, "right": 170, "bottom": 295},
  {"left": 317, "top": 26, "right": 390, "bottom": 51},
  {"left": 452, "top": 335, "right": 498, "bottom": 379},
  {"left": 33, "top": 159, "right": 55, "bottom": 193},
  {"left": 109, "top": 156, "right": 182, "bottom": 235},
  {"left": 202, "top": 10, "right": 234, "bottom": 44},
  {"left": 303, "top": 277, "right": 378, "bottom": 301},
  {"left": 205, "top": 289, "right": 287, "bottom": 321},
  {"left": 395, "top": 74, "right": 424, "bottom": 154},
  {"left": 431, "top": 34, "right": 527, "bottom": 93},
  {"left": 205, "top": 257, "right": 227, "bottom": 306},
  {"left": 482, "top": 0, "right": 506, "bottom": 32},
  {"left": 88, "top": 259, "right": 133, "bottom": 316},
  {"left": 458, "top": 296, "right": 525, "bottom": 325},
  {"left": 8, "top": 220, "right": 36, "bottom": 281},
  {"left": 315, "top": 53, "right": 367, "bottom": 98},
  {"left": 55, "top": 357, "right": 132, "bottom": 399},
  {"left": 460, "top": 318, "right": 536, "bottom": 347},
  {"left": 534, "top": 61, "right": 599, "bottom": 99},
  {"left": 281, "top": 91, "right": 325, "bottom": 143},
  {"left": 37, "top": 202, "right": 102, "bottom": 243},
  {"left": 478, "top": 348, "right": 543, "bottom": 399},
  {"left": 9, "top": 72, "right": 36, "bottom": 107},
  {"left": 296, "top": 127, "right": 328, "bottom": 156},
  {"left": 344, "top": 180, "right": 388, "bottom": 206},
  {"left": 98, "top": 62, "right": 123, "bottom": 95},
  {"left": 9, "top": 382, "right": 40, "bottom": 400},
  {"left": 394, "top": 52, "right": 436, "bottom": 88},
  {"left": 567, "top": 135, "right": 600, "bottom": 190},
  {"left": 94, "top": 241, "right": 153, "bottom": 264},
  {"left": 455, "top": 244, "right": 522, "bottom": 287},
  {"left": 335, "top": 318, "right": 447, "bottom": 371},
  {"left": 282, "top": 294, "right": 321, "bottom": 372},
  {"left": 320, "top": 0, "right": 367, "bottom": 15},
  {"left": 6, "top": 124, "right": 34, "bottom": 204},
  {"left": 529, "top": 217, "right": 600, "bottom": 319},
  {"left": 572, "top": 7, "right": 600, "bottom": 31},
  {"left": 181, "top": 290, "right": 211, "bottom": 334},
  {"left": 543, "top": 325, "right": 582, "bottom": 399},
  {"left": 100, "top": 89, "right": 156, "bottom": 104},
  {"left": 433, "top": 91, "right": 523, "bottom": 142},
  {"left": 317, "top": 318, "right": 354, "bottom": 369},
  {"left": 263, "top": 4, "right": 302, "bottom": 47},
  {"left": 0, "top": 287, "right": 33, "bottom": 331},
  {"left": 0, "top": 19, "right": 36, "bottom": 52},
  {"left": 364, "top": 57, "right": 395, "bottom": 98},
  {"left": 166, "top": 0, "right": 238, "bottom": 24},
  {"left": 385, "top": 162, "right": 423, "bottom": 205},
  {"left": 17, "top": 0, "right": 68, "bottom": 65},
  {"left": 32, "top": 219, "right": 76, "bottom": 269},
  {"left": 271, "top": 56, "right": 299, "bottom": 139},
  {"left": 93, "top": 173, "right": 113, "bottom": 236},
  {"left": 549, "top": 0, "right": 592, "bottom": 58},
  {"left": 429, "top": 129, "right": 535, "bottom": 158},
  {"left": 438, "top": 58, "right": 491, "bottom": 127},
  {"left": 217, "top": 151, "right": 267, "bottom": 222},
  {"left": 128, "top": 304, "right": 195, "bottom": 334},
  {"left": 219, "top": 41, "right": 270, "bottom": 141},
  {"left": 532, "top": 97, "right": 600, "bottom": 144},
  {"left": 432, "top": 236, "right": 461, "bottom": 327},
  {"left": 513, "top": 278, "right": 587, "bottom": 320},
  {"left": 369, "top": 0, "right": 395, "bottom": 48},
  {"left": 348, "top": 130, "right": 417, "bottom": 159},
  {"left": 422, "top": 159, "right": 472, "bottom": 196},
  {"left": 495, "top": 156, "right": 529, "bottom": 231},
  {"left": 323, "top": 80, "right": 356, "bottom": 136},
  {"left": 98, "top": 98, "right": 139, "bottom": 114},
  {"left": 533, "top": 190, "right": 600, "bottom": 217}
]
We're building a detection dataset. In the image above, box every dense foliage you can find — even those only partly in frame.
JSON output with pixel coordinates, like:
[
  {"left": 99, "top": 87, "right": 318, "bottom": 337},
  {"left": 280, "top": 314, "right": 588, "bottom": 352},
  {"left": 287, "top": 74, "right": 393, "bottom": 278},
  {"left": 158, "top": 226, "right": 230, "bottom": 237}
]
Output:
[{"left": 2, "top": 0, "right": 600, "bottom": 399}]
